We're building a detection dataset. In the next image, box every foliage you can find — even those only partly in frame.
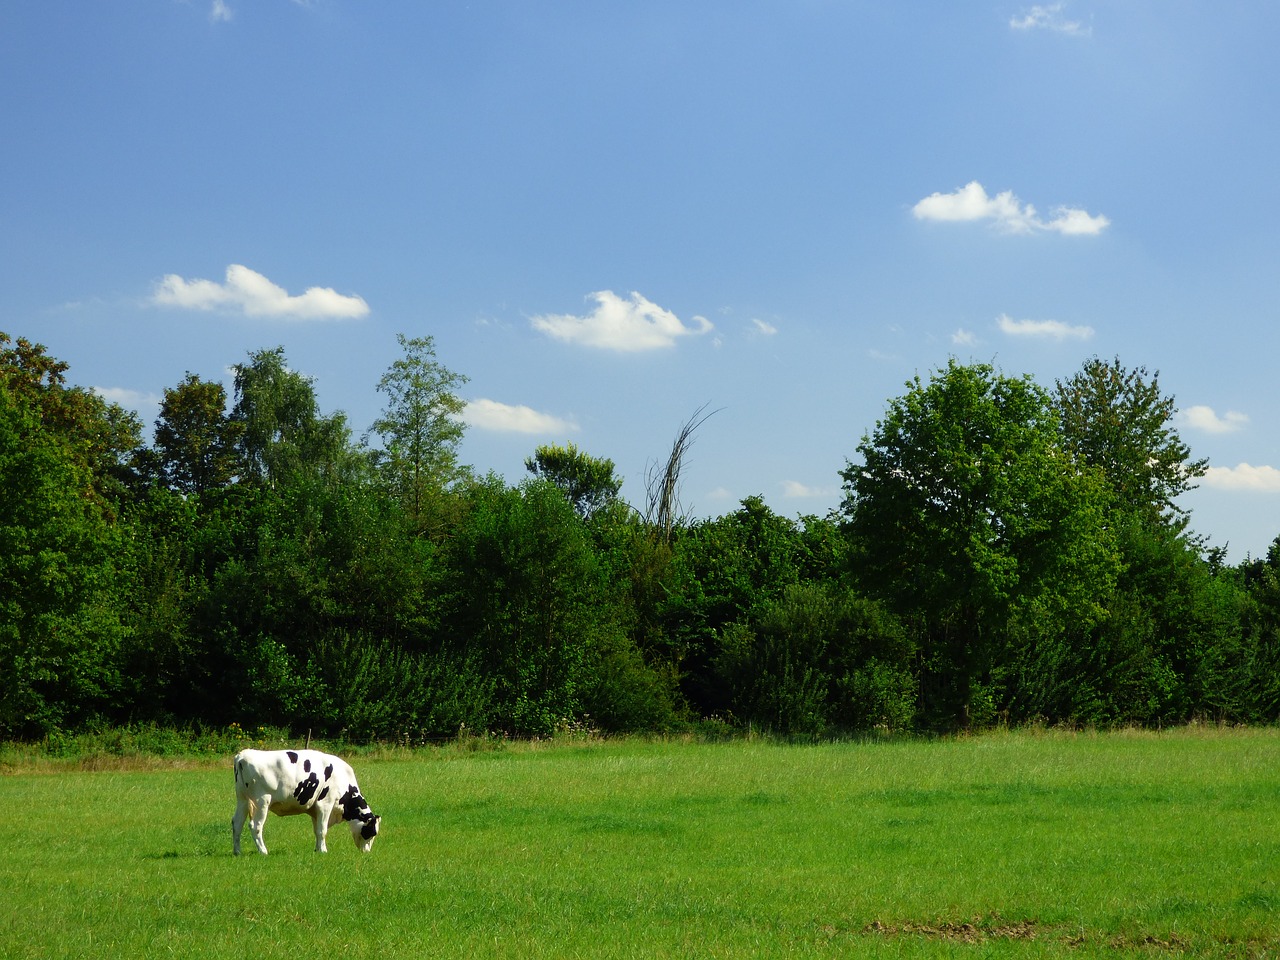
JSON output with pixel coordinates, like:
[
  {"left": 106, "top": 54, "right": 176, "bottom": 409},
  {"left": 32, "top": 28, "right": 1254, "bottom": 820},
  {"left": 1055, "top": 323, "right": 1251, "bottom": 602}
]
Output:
[
  {"left": 841, "top": 360, "right": 1121, "bottom": 728},
  {"left": 442, "top": 477, "right": 607, "bottom": 734},
  {"left": 2, "top": 335, "right": 1279, "bottom": 742},
  {"left": 524, "top": 441, "right": 623, "bottom": 520},
  {"left": 1055, "top": 355, "right": 1207, "bottom": 529},
  {"left": 152, "top": 373, "right": 241, "bottom": 495},
  {"left": 661, "top": 495, "right": 809, "bottom": 714},
  {"left": 0, "top": 341, "right": 134, "bottom": 738},
  {"left": 369, "top": 333, "right": 469, "bottom": 528},
  {"left": 713, "top": 582, "right": 914, "bottom": 736},
  {"left": 230, "top": 346, "right": 355, "bottom": 487}
]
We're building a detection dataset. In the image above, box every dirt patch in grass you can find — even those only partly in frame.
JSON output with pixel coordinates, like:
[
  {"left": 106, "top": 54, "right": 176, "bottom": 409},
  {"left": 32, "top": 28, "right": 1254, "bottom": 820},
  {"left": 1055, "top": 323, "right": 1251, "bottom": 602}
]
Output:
[
  {"left": 864, "top": 914, "right": 1040, "bottom": 944},
  {"left": 863, "top": 916, "right": 1202, "bottom": 951}
]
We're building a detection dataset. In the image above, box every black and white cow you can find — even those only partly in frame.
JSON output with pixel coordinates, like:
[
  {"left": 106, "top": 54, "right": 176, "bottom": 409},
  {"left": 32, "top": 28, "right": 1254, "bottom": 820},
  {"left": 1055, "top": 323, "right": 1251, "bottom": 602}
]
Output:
[{"left": 232, "top": 748, "right": 380, "bottom": 855}]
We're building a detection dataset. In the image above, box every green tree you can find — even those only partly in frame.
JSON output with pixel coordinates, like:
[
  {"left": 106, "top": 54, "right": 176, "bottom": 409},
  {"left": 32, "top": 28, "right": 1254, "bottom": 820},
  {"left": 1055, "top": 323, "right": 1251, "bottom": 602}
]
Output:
[
  {"left": 713, "top": 582, "right": 913, "bottom": 736},
  {"left": 525, "top": 442, "right": 623, "bottom": 520},
  {"left": 231, "top": 346, "right": 353, "bottom": 487},
  {"left": 1054, "top": 356, "right": 1207, "bottom": 530},
  {"left": 0, "top": 345, "right": 129, "bottom": 737},
  {"left": 153, "top": 373, "right": 241, "bottom": 495},
  {"left": 0, "top": 333, "right": 143, "bottom": 508},
  {"left": 841, "top": 360, "right": 1120, "bottom": 728},
  {"left": 661, "top": 496, "right": 808, "bottom": 714},
  {"left": 370, "top": 333, "right": 469, "bottom": 526},
  {"left": 443, "top": 476, "right": 619, "bottom": 735}
]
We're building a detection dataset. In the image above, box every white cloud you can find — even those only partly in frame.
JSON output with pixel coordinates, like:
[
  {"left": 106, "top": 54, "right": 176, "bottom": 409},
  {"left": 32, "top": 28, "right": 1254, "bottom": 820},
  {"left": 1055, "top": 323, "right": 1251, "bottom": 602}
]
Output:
[
  {"left": 531, "top": 291, "right": 713, "bottom": 352},
  {"left": 1180, "top": 406, "right": 1249, "bottom": 435},
  {"left": 781, "top": 480, "right": 837, "bottom": 499},
  {"left": 460, "top": 399, "right": 578, "bottom": 435},
  {"left": 912, "top": 181, "right": 1109, "bottom": 235},
  {"left": 1044, "top": 206, "right": 1110, "bottom": 235},
  {"left": 1010, "top": 3, "right": 1091, "bottom": 37},
  {"left": 951, "top": 328, "right": 977, "bottom": 346},
  {"left": 997, "top": 313, "right": 1094, "bottom": 341},
  {"left": 93, "top": 386, "right": 162, "bottom": 411},
  {"left": 751, "top": 318, "right": 778, "bottom": 336},
  {"left": 1203, "top": 463, "right": 1280, "bottom": 492},
  {"left": 152, "top": 264, "right": 370, "bottom": 320},
  {"left": 210, "top": 0, "right": 233, "bottom": 22}
]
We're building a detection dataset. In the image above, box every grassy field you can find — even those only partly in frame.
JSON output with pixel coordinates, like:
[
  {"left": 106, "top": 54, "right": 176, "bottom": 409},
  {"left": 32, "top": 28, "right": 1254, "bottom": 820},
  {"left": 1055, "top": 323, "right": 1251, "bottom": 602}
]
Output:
[{"left": 2, "top": 727, "right": 1278, "bottom": 958}]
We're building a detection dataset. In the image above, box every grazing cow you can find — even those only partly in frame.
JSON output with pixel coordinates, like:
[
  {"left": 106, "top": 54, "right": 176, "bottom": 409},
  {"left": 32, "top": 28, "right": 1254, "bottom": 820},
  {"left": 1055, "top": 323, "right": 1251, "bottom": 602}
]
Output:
[{"left": 232, "top": 748, "right": 380, "bottom": 855}]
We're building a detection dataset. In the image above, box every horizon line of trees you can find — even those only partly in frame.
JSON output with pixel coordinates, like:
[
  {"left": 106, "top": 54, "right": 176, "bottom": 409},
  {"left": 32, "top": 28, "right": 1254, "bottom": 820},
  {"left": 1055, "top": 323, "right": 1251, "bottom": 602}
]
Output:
[{"left": 3, "top": 329, "right": 1278, "bottom": 742}]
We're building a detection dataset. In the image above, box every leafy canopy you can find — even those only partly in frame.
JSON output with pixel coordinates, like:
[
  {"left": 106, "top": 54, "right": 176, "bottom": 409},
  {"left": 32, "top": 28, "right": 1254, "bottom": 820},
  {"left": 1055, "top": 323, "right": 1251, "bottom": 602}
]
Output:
[
  {"left": 1054, "top": 355, "right": 1206, "bottom": 529},
  {"left": 524, "top": 442, "right": 622, "bottom": 519}
]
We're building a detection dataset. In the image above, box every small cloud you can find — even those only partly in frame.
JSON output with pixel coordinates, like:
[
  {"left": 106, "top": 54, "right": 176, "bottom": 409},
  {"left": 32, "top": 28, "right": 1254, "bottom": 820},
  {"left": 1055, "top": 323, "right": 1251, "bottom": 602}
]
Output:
[
  {"left": 152, "top": 264, "right": 369, "bottom": 320},
  {"left": 912, "top": 181, "right": 1108, "bottom": 235},
  {"left": 751, "top": 318, "right": 778, "bottom": 336},
  {"left": 531, "top": 291, "right": 713, "bottom": 352},
  {"left": 93, "top": 386, "right": 157, "bottom": 407},
  {"left": 707, "top": 486, "right": 735, "bottom": 502},
  {"left": 1044, "top": 206, "right": 1110, "bottom": 235},
  {"left": 781, "top": 480, "right": 837, "bottom": 499},
  {"left": 1180, "top": 406, "right": 1249, "bottom": 435},
  {"left": 997, "top": 313, "right": 1094, "bottom": 341},
  {"left": 460, "top": 399, "right": 578, "bottom": 435},
  {"left": 1203, "top": 463, "right": 1280, "bottom": 492},
  {"left": 1010, "top": 3, "right": 1091, "bottom": 37},
  {"left": 952, "top": 328, "right": 977, "bottom": 346},
  {"left": 210, "top": 0, "right": 233, "bottom": 22},
  {"left": 94, "top": 386, "right": 162, "bottom": 410}
]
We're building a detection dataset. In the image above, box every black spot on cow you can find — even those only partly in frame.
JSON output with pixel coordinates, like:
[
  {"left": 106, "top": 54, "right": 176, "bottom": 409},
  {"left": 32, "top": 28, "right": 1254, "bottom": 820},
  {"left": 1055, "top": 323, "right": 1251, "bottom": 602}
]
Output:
[
  {"left": 292, "top": 772, "right": 321, "bottom": 806},
  {"left": 286, "top": 751, "right": 299, "bottom": 763},
  {"left": 338, "top": 784, "right": 370, "bottom": 822},
  {"left": 324, "top": 764, "right": 333, "bottom": 781},
  {"left": 361, "top": 815, "right": 380, "bottom": 841},
  {"left": 317, "top": 785, "right": 329, "bottom": 802},
  {"left": 303, "top": 758, "right": 311, "bottom": 773}
]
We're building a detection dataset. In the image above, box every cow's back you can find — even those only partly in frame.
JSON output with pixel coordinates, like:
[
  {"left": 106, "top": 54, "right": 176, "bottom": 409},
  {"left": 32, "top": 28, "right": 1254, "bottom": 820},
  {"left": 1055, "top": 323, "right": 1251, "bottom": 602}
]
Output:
[{"left": 234, "top": 748, "right": 290, "bottom": 796}]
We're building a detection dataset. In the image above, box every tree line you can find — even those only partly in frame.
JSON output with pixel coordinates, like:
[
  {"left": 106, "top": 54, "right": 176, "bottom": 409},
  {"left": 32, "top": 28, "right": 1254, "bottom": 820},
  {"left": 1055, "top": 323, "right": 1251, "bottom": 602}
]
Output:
[{"left": 3, "top": 330, "right": 1278, "bottom": 741}]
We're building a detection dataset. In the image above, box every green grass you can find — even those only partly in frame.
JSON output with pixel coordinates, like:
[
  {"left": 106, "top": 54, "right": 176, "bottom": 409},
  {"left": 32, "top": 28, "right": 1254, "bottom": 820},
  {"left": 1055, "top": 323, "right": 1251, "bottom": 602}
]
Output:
[{"left": 3, "top": 727, "right": 1279, "bottom": 958}]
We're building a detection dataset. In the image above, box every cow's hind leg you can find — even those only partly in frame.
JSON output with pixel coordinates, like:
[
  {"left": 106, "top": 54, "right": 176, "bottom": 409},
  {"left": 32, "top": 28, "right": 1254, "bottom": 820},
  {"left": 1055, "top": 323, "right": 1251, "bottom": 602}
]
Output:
[
  {"left": 232, "top": 795, "right": 249, "bottom": 855},
  {"left": 248, "top": 796, "right": 271, "bottom": 855}
]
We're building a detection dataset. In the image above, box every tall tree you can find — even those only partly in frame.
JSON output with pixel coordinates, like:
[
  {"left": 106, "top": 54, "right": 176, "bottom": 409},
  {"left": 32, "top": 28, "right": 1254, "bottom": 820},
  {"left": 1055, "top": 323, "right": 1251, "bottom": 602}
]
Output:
[
  {"left": 370, "top": 334, "right": 469, "bottom": 524},
  {"left": 444, "top": 476, "right": 609, "bottom": 735},
  {"left": 230, "top": 346, "right": 352, "bottom": 486},
  {"left": 0, "top": 332, "right": 142, "bottom": 507},
  {"left": 1054, "top": 356, "right": 1207, "bottom": 530},
  {"left": 153, "top": 373, "right": 241, "bottom": 495},
  {"left": 841, "top": 361, "right": 1119, "bottom": 727},
  {"left": 0, "top": 340, "right": 129, "bottom": 737},
  {"left": 524, "top": 442, "right": 622, "bottom": 520}
]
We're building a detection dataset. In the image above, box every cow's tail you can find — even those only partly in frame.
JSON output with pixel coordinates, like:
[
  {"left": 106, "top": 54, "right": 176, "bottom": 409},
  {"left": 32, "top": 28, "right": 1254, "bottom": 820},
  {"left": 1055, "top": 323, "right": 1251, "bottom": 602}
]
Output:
[{"left": 232, "top": 754, "right": 262, "bottom": 820}]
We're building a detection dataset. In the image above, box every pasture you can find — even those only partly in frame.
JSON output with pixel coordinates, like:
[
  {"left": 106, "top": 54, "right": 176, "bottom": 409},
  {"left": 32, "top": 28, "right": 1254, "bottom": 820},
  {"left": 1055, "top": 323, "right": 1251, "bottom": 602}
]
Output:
[{"left": 2, "top": 727, "right": 1278, "bottom": 958}]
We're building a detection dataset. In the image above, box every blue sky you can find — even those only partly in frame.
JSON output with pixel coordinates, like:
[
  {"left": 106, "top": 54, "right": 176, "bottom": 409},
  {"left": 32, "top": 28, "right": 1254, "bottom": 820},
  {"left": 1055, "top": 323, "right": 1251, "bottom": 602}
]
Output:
[{"left": 4, "top": 2, "right": 1278, "bottom": 561}]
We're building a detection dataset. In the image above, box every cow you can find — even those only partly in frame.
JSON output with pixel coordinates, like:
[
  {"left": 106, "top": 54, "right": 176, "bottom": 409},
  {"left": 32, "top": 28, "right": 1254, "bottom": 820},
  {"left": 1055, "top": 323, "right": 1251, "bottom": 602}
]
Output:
[{"left": 232, "top": 748, "right": 381, "bottom": 855}]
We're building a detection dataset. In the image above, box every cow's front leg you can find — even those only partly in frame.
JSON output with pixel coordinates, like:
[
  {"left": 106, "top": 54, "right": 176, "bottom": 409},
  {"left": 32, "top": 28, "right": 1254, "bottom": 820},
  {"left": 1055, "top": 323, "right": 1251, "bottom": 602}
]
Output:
[{"left": 310, "top": 808, "right": 330, "bottom": 852}]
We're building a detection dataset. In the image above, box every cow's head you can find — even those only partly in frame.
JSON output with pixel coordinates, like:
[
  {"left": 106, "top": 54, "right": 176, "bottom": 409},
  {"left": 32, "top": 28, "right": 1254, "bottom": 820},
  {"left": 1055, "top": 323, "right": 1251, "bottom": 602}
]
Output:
[
  {"left": 339, "top": 784, "right": 380, "bottom": 852},
  {"left": 349, "top": 811, "right": 380, "bottom": 853}
]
